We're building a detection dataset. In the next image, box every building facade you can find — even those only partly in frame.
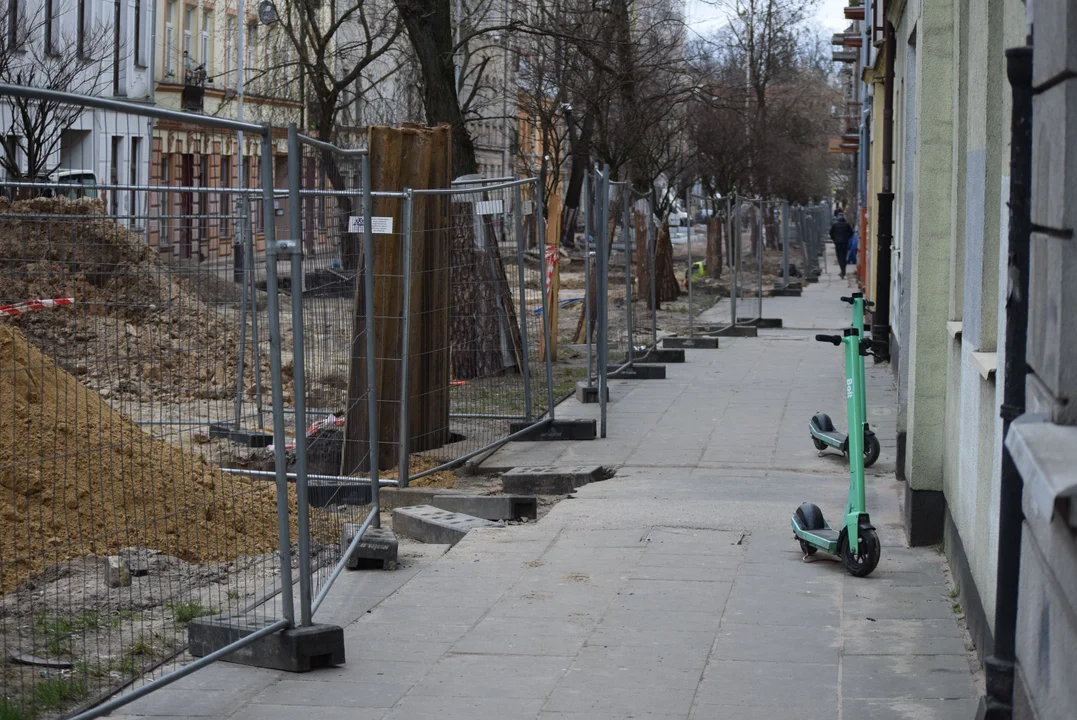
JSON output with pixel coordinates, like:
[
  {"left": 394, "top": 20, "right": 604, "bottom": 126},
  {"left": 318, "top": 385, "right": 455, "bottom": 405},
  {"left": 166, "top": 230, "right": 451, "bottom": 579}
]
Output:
[{"left": 833, "top": 0, "right": 1077, "bottom": 716}]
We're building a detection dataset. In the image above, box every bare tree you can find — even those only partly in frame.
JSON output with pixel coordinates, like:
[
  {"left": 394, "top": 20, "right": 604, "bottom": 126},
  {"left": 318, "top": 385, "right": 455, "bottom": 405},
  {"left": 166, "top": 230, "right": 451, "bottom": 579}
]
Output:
[{"left": 0, "top": 6, "right": 113, "bottom": 183}]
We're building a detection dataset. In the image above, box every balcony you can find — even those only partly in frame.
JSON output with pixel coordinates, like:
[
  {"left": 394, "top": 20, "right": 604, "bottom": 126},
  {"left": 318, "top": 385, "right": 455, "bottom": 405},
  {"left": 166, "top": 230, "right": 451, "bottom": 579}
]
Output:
[
  {"left": 844, "top": 5, "right": 865, "bottom": 20},
  {"left": 832, "top": 50, "right": 858, "bottom": 63},
  {"left": 181, "top": 56, "right": 208, "bottom": 113}
]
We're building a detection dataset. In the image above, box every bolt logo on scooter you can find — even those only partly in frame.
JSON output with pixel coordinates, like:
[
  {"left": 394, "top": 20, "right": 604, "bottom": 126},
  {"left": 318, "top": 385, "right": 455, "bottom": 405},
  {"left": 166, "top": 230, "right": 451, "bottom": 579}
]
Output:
[
  {"left": 791, "top": 329, "right": 881, "bottom": 577},
  {"left": 809, "top": 293, "right": 881, "bottom": 468}
]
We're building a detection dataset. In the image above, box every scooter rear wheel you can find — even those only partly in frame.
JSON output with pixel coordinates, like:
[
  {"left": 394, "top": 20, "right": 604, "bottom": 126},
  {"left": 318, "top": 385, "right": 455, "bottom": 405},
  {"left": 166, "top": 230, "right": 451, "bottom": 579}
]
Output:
[
  {"left": 812, "top": 437, "right": 827, "bottom": 451},
  {"left": 842, "top": 529, "right": 881, "bottom": 577},
  {"left": 799, "top": 540, "right": 817, "bottom": 556},
  {"left": 864, "top": 435, "right": 881, "bottom": 468}
]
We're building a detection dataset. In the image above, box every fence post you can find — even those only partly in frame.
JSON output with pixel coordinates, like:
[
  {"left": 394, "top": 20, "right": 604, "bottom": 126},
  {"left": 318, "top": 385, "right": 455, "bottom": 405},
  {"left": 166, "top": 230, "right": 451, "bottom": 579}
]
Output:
[
  {"left": 260, "top": 131, "right": 295, "bottom": 627},
  {"left": 583, "top": 171, "right": 593, "bottom": 385},
  {"left": 597, "top": 167, "right": 610, "bottom": 438},
  {"left": 731, "top": 194, "right": 739, "bottom": 325},
  {"left": 285, "top": 124, "right": 313, "bottom": 627},
  {"left": 398, "top": 190, "right": 413, "bottom": 488},
  {"left": 686, "top": 189, "right": 694, "bottom": 339},
  {"left": 649, "top": 205, "right": 657, "bottom": 348},
  {"left": 234, "top": 196, "right": 250, "bottom": 431},
  {"left": 758, "top": 199, "right": 764, "bottom": 322},
  {"left": 512, "top": 181, "right": 534, "bottom": 420},
  {"left": 361, "top": 152, "right": 382, "bottom": 523},
  {"left": 248, "top": 197, "right": 265, "bottom": 430},
  {"left": 536, "top": 181, "right": 556, "bottom": 420},
  {"left": 623, "top": 189, "right": 633, "bottom": 363},
  {"left": 782, "top": 200, "right": 790, "bottom": 288}
]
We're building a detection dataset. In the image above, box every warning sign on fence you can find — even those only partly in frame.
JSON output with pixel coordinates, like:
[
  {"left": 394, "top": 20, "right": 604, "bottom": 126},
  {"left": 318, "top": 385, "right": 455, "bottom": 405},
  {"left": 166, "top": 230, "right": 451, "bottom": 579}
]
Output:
[
  {"left": 474, "top": 200, "right": 504, "bottom": 216},
  {"left": 347, "top": 216, "right": 395, "bottom": 234}
]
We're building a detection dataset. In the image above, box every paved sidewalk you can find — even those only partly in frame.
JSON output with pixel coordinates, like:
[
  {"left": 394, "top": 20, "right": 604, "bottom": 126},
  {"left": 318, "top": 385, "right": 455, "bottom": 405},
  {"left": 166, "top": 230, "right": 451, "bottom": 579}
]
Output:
[{"left": 113, "top": 269, "right": 981, "bottom": 720}]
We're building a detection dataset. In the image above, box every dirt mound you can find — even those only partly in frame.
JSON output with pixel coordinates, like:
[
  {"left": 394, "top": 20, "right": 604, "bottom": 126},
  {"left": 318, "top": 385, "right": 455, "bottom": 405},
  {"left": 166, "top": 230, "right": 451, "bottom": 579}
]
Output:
[
  {"left": 0, "top": 324, "right": 292, "bottom": 593},
  {"left": 0, "top": 197, "right": 277, "bottom": 403}
]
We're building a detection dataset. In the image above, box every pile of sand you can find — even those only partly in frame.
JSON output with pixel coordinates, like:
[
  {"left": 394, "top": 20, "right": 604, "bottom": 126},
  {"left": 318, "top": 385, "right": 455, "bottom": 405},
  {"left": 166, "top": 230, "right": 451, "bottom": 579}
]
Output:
[
  {"left": 0, "top": 324, "right": 293, "bottom": 593},
  {"left": 0, "top": 197, "right": 280, "bottom": 403}
]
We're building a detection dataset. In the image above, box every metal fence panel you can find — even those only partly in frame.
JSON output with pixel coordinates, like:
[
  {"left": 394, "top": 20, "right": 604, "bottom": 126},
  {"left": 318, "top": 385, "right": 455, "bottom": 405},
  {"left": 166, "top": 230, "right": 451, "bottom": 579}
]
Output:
[{"left": 0, "top": 90, "right": 296, "bottom": 719}]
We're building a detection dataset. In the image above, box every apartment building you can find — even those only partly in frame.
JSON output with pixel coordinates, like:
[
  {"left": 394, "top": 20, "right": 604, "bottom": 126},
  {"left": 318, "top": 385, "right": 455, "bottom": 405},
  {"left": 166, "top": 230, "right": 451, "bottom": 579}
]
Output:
[
  {"left": 0, "top": 0, "right": 152, "bottom": 222},
  {"left": 835, "top": 0, "right": 1077, "bottom": 716}
]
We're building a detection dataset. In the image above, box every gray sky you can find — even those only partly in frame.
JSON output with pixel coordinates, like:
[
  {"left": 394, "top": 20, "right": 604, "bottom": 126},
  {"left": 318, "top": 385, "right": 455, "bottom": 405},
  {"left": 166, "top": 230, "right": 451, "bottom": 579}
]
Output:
[{"left": 685, "top": 0, "right": 850, "bottom": 39}]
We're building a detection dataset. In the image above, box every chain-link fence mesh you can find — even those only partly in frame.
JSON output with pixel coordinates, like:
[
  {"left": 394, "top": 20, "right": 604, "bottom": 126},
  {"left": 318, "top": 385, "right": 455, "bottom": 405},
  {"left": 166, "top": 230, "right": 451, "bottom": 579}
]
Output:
[
  {"left": 0, "top": 95, "right": 300, "bottom": 719},
  {"left": 629, "top": 194, "right": 657, "bottom": 357},
  {"left": 606, "top": 181, "right": 632, "bottom": 373}
]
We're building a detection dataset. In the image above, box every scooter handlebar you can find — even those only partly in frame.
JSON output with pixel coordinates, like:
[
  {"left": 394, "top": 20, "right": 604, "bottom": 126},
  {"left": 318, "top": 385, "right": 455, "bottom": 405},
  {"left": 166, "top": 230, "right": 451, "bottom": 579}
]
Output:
[
  {"left": 840, "top": 296, "right": 854, "bottom": 304},
  {"left": 815, "top": 334, "right": 842, "bottom": 345}
]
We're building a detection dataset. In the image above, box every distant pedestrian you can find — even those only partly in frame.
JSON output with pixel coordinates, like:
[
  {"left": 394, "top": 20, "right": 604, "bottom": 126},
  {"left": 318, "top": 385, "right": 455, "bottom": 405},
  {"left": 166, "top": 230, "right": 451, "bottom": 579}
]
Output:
[{"left": 829, "top": 214, "right": 854, "bottom": 279}]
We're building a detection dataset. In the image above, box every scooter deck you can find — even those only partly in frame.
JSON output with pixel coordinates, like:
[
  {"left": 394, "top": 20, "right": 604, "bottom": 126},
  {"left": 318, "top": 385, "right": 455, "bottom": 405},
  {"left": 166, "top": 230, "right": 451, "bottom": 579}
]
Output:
[{"left": 812, "top": 428, "right": 847, "bottom": 448}]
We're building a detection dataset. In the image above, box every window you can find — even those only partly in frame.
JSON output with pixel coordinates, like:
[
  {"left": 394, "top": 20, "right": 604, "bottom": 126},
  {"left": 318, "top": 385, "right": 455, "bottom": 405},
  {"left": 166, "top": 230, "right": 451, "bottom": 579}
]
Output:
[
  {"left": 113, "top": 0, "right": 122, "bottom": 94},
  {"left": 129, "top": 137, "right": 141, "bottom": 226},
  {"left": 200, "top": 10, "right": 211, "bottom": 68},
  {"left": 224, "top": 17, "right": 234, "bottom": 88},
  {"left": 160, "top": 154, "right": 172, "bottom": 247},
  {"left": 44, "top": 0, "right": 59, "bottom": 56},
  {"left": 110, "top": 137, "right": 122, "bottom": 216},
  {"left": 220, "top": 156, "right": 231, "bottom": 236},
  {"left": 77, "top": 0, "right": 89, "bottom": 58},
  {"left": 164, "top": 1, "right": 175, "bottom": 76},
  {"left": 6, "top": 0, "right": 22, "bottom": 52},
  {"left": 183, "top": 6, "right": 193, "bottom": 66},
  {"left": 245, "top": 22, "right": 255, "bottom": 87},
  {"left": 134, "top": 0, "right": 146, "bottom": 67}
]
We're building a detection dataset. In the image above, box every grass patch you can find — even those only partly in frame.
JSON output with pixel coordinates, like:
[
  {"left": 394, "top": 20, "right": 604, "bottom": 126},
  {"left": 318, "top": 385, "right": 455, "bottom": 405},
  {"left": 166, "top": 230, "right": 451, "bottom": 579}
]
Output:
[
  {"left": 167, "top": 601, "right": 214, "bottom": 624},
  {"left": 227, "top": 590, "right": 241, "bottom": 601},
  {"left": 31, "top": 676, "right": 85, "bottom": 711},
  {"left": 553, "top": 366, "right": 588, "bottom": 399},
  {"left": 949, "top": 586, "right": 960, "bottom": 599},
  {"left": 35, "top": 611, "right": 105, "bottom": 655},
  {"left": 0, "top": 700, "right": 33, "bottom": 720},
  {"left": 952, "top": 602, "right": 963, "bottom": 615},
  {"left": 936, "top": 540, "right": 946, "bottom": 555}
]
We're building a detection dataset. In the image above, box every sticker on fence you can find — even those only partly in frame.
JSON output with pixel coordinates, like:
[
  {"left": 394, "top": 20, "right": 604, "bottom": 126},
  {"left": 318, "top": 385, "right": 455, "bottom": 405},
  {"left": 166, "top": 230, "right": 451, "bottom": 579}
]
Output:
[
  {"left": 521, "top": 200, "right": 535, "bottom": 216},
  {"left": 347, "top": 216, "right": 394, "bottom": 234},
  {"left": 0, "top": 297, "right": 74, "bottom": 317},
  {"left": 474, "top": 200, "right": 504, "bottom": 216}
]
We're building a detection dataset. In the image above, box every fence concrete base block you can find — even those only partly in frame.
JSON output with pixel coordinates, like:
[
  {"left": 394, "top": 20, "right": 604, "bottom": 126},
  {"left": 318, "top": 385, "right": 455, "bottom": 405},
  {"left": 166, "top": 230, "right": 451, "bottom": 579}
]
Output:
[
  {"left": 208, "top": 422, "right": 273, "bottom": 448},
  {"left": 707, "top": 325, "right": 759, "bottom": 338},
  {"left": 308, "top": 479, "right": 373, "bottom": 508},
  {"left": 607, "top": 363, "right": 667, "bottom": 379},
  {"left": 662, "top": 336, "right": 719, "bottom": 349},
  {"left": 736, "top": 318, "right": 784, "bottom": 329},
  {"left": 379, "top": 486, "right": 461, "bottom": 511},
  {"left": 431, "top": 494, "right": 538, "bottom": 521},
  {"left": 575, "top": 381, "right": 609, "bottom": 404},
  {"left": 806, "top": 275, "right": 820, "bottom": 283},
  {"left": 629, "top": 347, "right": 685, "bottom": 363},
  {"left": 509, "top": 419, "right": 598, "bottom": 441},
  {"left": 771, "top": 286, "right": 803, "bottom": 297},
  {"left": 392, "top": 505, "right": 504, "bottom": 546},
  {"left": 343, "top": 525, "right": 398, "bottom": 570},
  {"left": 502, "top": 465, "right": 607, "bottom": 494},
  {"left": 188, "top": 616, "right": 345, "bottom": 672}
]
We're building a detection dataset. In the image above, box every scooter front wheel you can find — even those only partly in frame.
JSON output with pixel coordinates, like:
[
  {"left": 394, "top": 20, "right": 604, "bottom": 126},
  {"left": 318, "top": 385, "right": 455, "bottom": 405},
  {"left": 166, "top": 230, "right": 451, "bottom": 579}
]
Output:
[
  {"left": 864, "top": 435, "right": 881, "bottom": 468},
  {"left": 842, "top": 529, "right": 881, "bottom": 577}
]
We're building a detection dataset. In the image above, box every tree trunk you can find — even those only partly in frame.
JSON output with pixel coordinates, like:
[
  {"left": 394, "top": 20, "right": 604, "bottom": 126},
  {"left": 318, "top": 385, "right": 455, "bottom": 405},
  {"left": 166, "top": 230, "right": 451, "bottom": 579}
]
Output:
[
  {"left": 706, "top": 217, "right": 722, "bottom": 280},
  {"left": 394, "top": 0, "right": 479, "bottom": 177},
  {"left": 450, "top": 202, "right": 525, "bottom": 379},
  {"left": 653, "top": 223, "right": 680, "bottom": 305},
  {"left": 635, "top": 210, "right": 651, "bottom": 299},
  {"left": 341, "top": 125, "right": 452, "bottom": 474}
]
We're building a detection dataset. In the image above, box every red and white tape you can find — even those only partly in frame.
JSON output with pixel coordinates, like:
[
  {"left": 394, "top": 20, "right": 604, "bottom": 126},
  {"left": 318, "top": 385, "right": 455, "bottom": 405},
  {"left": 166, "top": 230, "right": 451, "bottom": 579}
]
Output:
[{"left": 0, "top": 298, "right": 75, "bottom": 318}]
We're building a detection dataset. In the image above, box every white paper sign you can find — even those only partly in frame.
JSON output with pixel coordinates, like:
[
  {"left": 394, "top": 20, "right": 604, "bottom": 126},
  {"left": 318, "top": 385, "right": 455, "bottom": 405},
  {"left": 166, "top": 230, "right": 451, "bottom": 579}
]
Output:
[
  {"left": 348, "top": 216, "right": 394, "bottom": 234},
  {"left": 521, "top": 200, "right": 535, "bottom": 216},
  {"left": 474, "top": 200, "right": 504, "bottom": 216}
]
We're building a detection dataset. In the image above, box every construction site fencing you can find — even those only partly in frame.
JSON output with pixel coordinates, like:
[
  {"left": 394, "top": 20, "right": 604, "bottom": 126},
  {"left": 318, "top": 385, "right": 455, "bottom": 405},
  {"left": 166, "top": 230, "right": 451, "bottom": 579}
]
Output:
[
  {"left": 605, "top": 179, "right": 634, "bottom": 376},
  {"left": 629, "top": 192, "right": 658, "bottom": 356},
  {"left": 792, "top": 204, "right": 829, "bottom": 282},
  {"left": 0, "top": 85, "right": 318, "bottom": 720}
]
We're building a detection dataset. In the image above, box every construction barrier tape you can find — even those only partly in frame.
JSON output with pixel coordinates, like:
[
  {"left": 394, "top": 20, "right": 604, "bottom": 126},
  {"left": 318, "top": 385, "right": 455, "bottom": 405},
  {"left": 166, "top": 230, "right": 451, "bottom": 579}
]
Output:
[{"left": 0, "top": 298, "right": 75, "bottom": 317}]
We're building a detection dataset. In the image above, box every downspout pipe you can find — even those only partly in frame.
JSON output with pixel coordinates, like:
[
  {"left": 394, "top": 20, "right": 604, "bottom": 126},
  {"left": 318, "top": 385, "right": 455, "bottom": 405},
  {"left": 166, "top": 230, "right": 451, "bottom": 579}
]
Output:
[
  {"left": 871, "top": 21, "right": 895, "bottom": 361},
  {"left": 978, "top": 44, "right": 1033, "bottom": 720}
]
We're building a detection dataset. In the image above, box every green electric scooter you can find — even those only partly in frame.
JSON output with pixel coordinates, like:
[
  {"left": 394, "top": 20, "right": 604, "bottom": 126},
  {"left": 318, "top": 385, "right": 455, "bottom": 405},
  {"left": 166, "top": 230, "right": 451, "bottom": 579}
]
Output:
[
  {"left": 792, "top": 328, "right": 881, "bottom": 577},
  {"left": 809, "top": 293, "right": 881, "bottom": 468}
]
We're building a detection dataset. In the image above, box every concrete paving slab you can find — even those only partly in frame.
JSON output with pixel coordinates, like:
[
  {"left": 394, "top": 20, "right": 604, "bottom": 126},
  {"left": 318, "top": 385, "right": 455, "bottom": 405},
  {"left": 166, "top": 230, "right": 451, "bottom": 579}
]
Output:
[
  {"left": 695, "top": 659, "right": 838, "bottom": 708},
  {"left": 543, "top": 684, "right": 697, "bottom": 717},
  {"left": 609, "top": 579, "right": 732, "bottom": 614},
  {"left": 392, "top": 505, "right": 504, "bottom": 546},
  {"left": 230, "top": 707, "right": 387, "bottom": 720},
  {"left": 711, "top": 622, "right": 840, "bottom": 663},
  {"left": 450, "top": 616, "right": 593, "bottom": 657},
  {"left": 407, "top": 653, "right": 571, "bottom": 699},
  {"left": 842, "top": 697, "right": 981, "bottom": 720},
  {"left": 385, "top": 696, "right": 545, "bottom": 720},
  {"left": 843, "top": 618, "right": 968, "bottom": 656},
  {"left": 250, "top": 679, "right": 411, "bottom": 708},
  {"left": 840, "top": 654, "right": 978, "bottom": 700}
]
